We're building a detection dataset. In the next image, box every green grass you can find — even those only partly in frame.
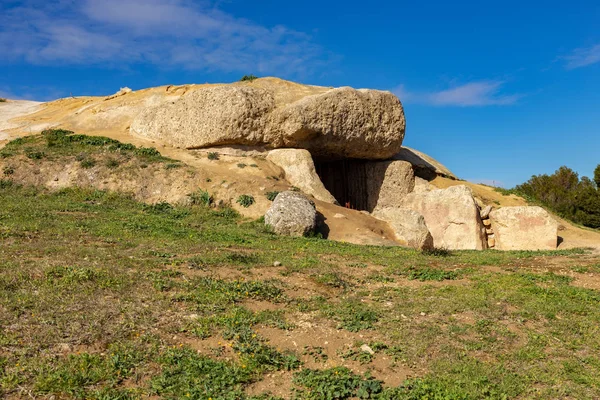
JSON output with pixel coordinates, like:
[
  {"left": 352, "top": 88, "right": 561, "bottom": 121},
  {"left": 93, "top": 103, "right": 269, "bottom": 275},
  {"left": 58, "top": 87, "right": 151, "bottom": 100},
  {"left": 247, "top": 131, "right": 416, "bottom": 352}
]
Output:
[{"left": 0, "top": 176, "right": 599, "bottom": 398}]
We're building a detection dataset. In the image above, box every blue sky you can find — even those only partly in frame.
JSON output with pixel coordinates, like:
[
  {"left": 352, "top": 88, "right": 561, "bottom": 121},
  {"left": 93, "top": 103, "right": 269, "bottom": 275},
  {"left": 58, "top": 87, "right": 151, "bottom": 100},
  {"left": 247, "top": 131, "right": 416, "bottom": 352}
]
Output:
[{"left": 1, "top": 0, "right": 599, "bottom": 187}]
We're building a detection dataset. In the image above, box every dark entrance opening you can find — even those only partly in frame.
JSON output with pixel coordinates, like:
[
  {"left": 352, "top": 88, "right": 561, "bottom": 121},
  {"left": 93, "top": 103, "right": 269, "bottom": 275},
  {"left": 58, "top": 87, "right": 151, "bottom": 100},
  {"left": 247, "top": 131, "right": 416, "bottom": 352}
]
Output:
[{"left": 314, "top": 158, "right": 370, "bottom": 211}]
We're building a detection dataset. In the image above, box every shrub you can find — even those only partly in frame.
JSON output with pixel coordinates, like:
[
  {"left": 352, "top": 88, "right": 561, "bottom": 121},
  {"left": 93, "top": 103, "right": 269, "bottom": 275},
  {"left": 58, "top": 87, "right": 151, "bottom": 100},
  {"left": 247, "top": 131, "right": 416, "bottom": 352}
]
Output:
[
  {"left": 2, "top": 166, "right": 14, "bottom": 175},
  {"left": 236, "top": 195, "right": 255, "bottom": 208},
  {"left": 207, "top": 152, "right": 219, "bottom": 160},
  {"left": 266, "top": 191, "right": 280, "bottom": 201},
  {"left": 237, "top": 163, "right": 247, "bottom": 169},
  {"left": 189, "top": 189, "right": 212, "bottom": 207},
  {"left": 0, "top": 98, "right": 7, "bottom": 102},
  {"left": 80, "top": 159, "right": 96, "bottom": 169},
  {"left": 25, "top": 149, "right": 45, "bottom": 160},
  {"left": 240, "top": 75, "right": 258, "bottom": 82},
  {"left": 105, "top": 159, "right": 120, "bottom": 169}
]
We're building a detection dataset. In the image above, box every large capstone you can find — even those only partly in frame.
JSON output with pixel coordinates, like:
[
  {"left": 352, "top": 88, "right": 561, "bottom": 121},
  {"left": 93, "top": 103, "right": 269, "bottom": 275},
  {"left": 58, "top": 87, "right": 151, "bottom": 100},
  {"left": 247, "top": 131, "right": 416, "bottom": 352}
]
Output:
[{"left": 131, "top": 79, "right": 405, "bottom": 160}]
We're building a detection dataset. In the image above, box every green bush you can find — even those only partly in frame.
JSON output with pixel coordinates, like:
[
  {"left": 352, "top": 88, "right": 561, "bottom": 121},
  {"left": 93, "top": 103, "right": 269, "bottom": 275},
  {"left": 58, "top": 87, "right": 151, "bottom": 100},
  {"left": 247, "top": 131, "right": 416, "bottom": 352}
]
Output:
[
  {"left": 2, "top": 166, "right": 14, "bottom": 175},
  {"left": 240, "top": 75, "right": 258, "bottom": 82},
  {"left": 207, "top": 152, "right": 219, "bottom": 160},
  {"left": 236, "top": 195, "right": 255, "bottom": 208},
  {"left": 0, "top": 98, "right": 7, "bottom": 102}
]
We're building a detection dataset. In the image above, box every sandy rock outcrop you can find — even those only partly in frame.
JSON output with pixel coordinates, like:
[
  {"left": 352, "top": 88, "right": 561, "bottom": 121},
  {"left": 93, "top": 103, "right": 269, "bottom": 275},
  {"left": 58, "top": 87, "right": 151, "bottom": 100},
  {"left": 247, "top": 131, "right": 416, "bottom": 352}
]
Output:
[
  {"left": 131, "top": 82, "right": 405, "bottom": 159},
  {"left": 401, "top": 185, "right": 487, "bottom": 250},
  {"left": 372, "top": 208, "right": 433, "bottom": 250},
  {"left": 266, "top": 149, "right": 336, "bottom": 203},
  {"left": 489, "top": 206, "right": 558, "bottom": 250},
  {"left": 366, "top": 160, "right": 415, "bottom": 212},
  {"left": 265, "top": 191, "right": 317, "bottom": 237}
]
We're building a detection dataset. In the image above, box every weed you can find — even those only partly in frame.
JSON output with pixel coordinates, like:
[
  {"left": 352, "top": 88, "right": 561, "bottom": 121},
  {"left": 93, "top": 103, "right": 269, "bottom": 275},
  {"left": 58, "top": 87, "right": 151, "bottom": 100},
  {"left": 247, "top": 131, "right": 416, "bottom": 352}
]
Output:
[
  {"left": 266, "top": 191, "right": 280, "bottom": 201},
  {"left": 237, "top": 163, "right": 247, "bottom": 168},
  {"left": 237, "top": 194, "right": 255, "bottom": 208},
  {"left": 303, "top": 346, "right": 329, "bottom": 363},
  {"left": 422, "top": 247, "right": 453, "bottom": 257},
  {"left": 250, "top": 164, "right": 258, "bottom": 168},
  {"left": 189, "top": 189, "right": 212, "bottom": 207},
  {"left": 293, "top": 367, "right": 383, "bottom": 399},
  {"left": 406, "top": 267, "right": 459, "bottom": 281},
  {"left": 25, "top": 148, "right": 45, "bottom": 159},
  {"left": 2, "top": 166, "right": 14, "bottom": 175},
  {"left": 207, "top": 152, "right": 219, "bottom": 160},
  {"left": 165, "top": 162, "right": 182, "bottom": 170},
  {"left": 80, "top": 159, "right": 96, "bottom": 169}
]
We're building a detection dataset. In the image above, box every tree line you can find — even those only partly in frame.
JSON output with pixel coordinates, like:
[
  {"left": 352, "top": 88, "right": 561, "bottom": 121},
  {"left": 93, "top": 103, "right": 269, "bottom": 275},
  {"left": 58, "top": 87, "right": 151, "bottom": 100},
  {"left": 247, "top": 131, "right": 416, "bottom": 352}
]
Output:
[{"left": 508, "top": 165, "right": 600, "bottom": 229}]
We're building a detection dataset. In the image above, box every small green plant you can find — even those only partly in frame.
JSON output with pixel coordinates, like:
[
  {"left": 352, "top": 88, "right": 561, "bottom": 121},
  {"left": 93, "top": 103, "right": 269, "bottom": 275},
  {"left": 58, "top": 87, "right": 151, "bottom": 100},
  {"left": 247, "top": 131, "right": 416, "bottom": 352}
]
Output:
[
  {"left": 266, "top": 191, "right": 280, "bottom": 201},
  {"left": 250, "top": 164, "right": 258, "bottom": 168},
  {"left": 240, "top": 74, "right": 258, "bottom": 81},
  {"left": 105, "top": 159, "right": 120, "bottom": 169},
  {"left": 303, "top": 346, "right": 328, "bottom": 363},
  {"left": 237, "top": 163, "right": 247, "bottom": 169},
  {"left": 80, "top": 159, "right": 96, "bottom": 169},
  {"left": 189, "top": 189, "right": 212, "bottom": 207},
  {"left": 406, "top": 267, "right": 459, "bottom": 281},
  {"left": 236, "top": 195, "right": 255, "bottom": 208},
  {"left": 422, "top": 247, "right": 453, "bottom": 257},
  {"left": 25, "top": 149, "right": 45, "bottom": 159},
  {"left": 2, "top": 166, "right": 14, "bottom": 175},
  {"left": 165, "top": 162, "right": 182, "bottom": 170},
  {"left": 207, "top": 152, "right": 219, "bottom": 160}
]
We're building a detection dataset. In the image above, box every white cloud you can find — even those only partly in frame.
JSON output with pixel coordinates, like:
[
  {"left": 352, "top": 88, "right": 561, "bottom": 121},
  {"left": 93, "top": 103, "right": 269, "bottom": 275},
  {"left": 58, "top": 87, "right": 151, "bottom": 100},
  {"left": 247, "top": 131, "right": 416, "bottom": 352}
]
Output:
[
  {"left": 0, "top": 0, "right": 329, "bottom": 75},
  {"left": 393, "top": 80, "right": 521, "bottom": 107},
  {"left": 563, "top": 43, "right": 600, "bottom": 69}
]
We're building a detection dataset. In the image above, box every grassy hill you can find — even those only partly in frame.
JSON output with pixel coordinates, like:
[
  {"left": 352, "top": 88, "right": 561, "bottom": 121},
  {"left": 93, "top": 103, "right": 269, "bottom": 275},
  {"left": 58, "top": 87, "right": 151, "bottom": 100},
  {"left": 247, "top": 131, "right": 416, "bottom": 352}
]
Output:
[{"left": 1, "top": 177, "right": 600, "bottom": 398}]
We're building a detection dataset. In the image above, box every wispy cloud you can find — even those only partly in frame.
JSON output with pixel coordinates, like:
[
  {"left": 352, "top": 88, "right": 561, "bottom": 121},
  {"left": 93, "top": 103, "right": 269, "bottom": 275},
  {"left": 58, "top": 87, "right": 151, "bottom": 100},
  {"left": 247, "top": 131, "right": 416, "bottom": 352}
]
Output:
[
  {"left": 563, "top": 43, "right": 600, "bottom": 69},
  {"left": 0, "top": 0, "right": 330, "bottom": 75},
  {"left": 393, "top": 80, "right": 522, "bottom": 107}
]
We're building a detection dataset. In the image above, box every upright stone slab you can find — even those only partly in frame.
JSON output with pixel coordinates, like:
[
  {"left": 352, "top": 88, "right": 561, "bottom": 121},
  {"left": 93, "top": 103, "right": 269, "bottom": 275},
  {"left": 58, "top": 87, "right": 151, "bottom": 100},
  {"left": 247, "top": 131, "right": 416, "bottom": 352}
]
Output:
[
  {"left": 400, "top": 185, "right": 487, "bottom": 250},
  {"left": 489, "top": 206, "right": 558, "bottom": 250}
]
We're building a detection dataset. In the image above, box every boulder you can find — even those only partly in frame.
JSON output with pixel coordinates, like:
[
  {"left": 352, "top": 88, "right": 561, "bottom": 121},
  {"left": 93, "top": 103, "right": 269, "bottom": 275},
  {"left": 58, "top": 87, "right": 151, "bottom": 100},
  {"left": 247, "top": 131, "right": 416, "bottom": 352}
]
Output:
[
  {"left": 372, "top": 208, "right": 433, "bottom": 250},
  {"left": 132, "top": 81, "right": 405, "bottom": 159},
  {"left": 366, "top": 160, "right": 415, "bottom": 212},
  {"left": 401, "top": 185, "right": 487, "bottom": 250},
  {"left": 266, "top": 149, "right": 336, "bottom": 203},
  {"left": 264, "top": 191, "right": 317, "bottom": 237},
  {"left": 489, "top": 206, "right": 558, "bottom": 250}
]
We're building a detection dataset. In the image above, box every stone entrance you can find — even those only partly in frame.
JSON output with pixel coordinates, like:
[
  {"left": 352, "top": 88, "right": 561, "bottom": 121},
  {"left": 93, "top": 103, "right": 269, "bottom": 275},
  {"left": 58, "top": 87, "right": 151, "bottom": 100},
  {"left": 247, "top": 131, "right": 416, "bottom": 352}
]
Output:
[{"left": 314, "top": 158, "right": 370, "bottom": 211}]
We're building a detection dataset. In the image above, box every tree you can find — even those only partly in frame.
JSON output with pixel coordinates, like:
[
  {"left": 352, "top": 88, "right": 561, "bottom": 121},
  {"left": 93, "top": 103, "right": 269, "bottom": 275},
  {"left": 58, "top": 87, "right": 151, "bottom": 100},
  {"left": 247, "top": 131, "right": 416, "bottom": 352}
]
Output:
[{"left": 513, "top": 165, "right": 600, "bottom": 229}]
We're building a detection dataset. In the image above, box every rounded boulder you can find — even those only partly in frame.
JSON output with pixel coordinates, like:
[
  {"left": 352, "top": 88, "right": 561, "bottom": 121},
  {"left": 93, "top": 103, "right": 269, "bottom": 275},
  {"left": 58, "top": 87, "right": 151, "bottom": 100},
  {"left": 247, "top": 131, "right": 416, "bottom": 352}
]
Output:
[{"left": 265, "top": 191, "right": 317, "bottom": 237}]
